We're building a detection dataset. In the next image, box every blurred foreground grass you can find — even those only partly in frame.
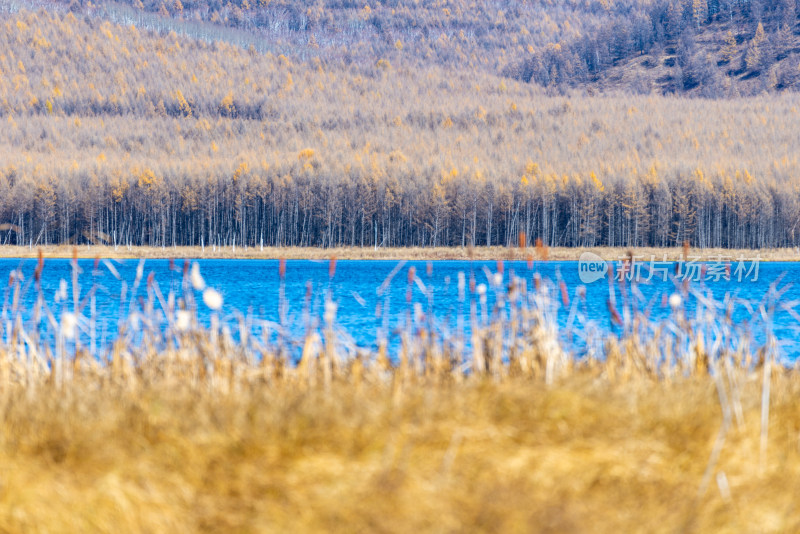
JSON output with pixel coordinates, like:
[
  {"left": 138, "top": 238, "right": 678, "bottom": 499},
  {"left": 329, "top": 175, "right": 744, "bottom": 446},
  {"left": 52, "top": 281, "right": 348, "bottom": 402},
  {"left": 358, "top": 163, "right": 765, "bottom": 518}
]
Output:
[
  {"left": 1, "top": 368, "right": 800, "bottom": 533},
  {"left": 1, "top": 251, "right": 799, "bottom": 533}
]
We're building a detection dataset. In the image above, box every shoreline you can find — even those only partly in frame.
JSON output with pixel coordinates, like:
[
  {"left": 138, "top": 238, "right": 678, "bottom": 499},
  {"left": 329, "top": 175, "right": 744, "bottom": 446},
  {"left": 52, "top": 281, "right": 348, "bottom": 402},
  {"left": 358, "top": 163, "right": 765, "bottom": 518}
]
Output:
[{"left": 0, "top": 245, "right": 797, "bottom": 262}]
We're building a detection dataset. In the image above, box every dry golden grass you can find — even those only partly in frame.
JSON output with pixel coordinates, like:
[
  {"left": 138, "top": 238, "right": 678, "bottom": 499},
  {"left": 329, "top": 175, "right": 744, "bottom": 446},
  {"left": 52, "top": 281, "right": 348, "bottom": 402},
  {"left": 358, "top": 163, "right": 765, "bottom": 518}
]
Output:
[
  {"left": 0, "top": 244, "right": 797, "bottom": 262},
  {"left": 2, "top": 365, "right": 800, "bottom": 533},
  {"left": 0, "top": 251, "right": 797, "bottom": 532}
]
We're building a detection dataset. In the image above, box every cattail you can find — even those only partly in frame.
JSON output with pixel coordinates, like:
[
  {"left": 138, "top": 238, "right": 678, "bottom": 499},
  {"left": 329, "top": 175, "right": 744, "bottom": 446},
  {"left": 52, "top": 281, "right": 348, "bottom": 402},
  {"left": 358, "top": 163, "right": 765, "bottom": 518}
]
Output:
[
  {"left": 518, "top": 231, "right": 526, "bottom": 248},
  {"left": 408, "top": 266, "right": 416, "bottom": 284},
  {"left": 329, "top": 256, "right": 337, "bottom": 279},
  {"left": 35, "top": 249, "right": 43, "bottom": 284},
  {"left": 279, "top": 257, "right": 286, "bottom": 280},
  {"left": 426, "top": 261, "right": 433, "bottom": 277},
  {"left": 559, "top": 280, "right": 569, "bottom": 307},
  {"left": 607, "top": 299, "right": 622, "bottom": 326},
  {"left": 496, "top": 260, "right": 504, "bottom": 275}
]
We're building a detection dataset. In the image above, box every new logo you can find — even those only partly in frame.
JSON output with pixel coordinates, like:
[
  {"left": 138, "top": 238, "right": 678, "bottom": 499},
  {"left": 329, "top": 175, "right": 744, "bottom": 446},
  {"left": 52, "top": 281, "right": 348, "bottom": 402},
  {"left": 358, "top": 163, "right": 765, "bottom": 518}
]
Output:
[{"left": 578, "top": 252, "right": 608, "bottom": 284}]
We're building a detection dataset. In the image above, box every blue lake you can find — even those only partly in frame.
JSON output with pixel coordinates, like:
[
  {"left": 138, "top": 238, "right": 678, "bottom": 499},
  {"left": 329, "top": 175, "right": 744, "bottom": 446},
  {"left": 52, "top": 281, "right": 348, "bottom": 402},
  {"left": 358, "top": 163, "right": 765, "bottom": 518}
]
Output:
[{"left": 2, "top": 257, "right": 800, "bottom": 361}]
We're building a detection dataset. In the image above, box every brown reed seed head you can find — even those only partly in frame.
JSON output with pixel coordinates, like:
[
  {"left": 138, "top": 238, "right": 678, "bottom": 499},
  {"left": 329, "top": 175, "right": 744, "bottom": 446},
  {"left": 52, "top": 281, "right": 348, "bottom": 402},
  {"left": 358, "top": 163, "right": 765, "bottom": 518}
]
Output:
[
  {"left": 329, "top": 256, "right": 337, "bottom": 279},
  {"left": 35, "top": 249, "right": 43, "bottom": 283}
]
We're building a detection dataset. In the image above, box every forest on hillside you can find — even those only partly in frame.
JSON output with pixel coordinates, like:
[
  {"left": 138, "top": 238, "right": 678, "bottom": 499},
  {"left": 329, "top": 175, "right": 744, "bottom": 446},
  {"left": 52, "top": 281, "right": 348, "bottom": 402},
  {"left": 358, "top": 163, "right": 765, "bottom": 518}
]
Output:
[
  {"left": 44, "top": 0, "right": 800, "bottom": 96},
  {"left": 2, "top": 8, "right": 800, "bottom": 249}
]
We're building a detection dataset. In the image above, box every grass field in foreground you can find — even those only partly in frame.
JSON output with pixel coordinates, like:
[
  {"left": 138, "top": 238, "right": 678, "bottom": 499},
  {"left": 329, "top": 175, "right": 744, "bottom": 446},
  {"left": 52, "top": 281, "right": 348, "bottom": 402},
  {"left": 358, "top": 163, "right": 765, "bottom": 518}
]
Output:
[
  {"left": 0, "top": 249, "right": 797, "bottom": 533},
  {"left": 0, "top": 244, "right": 797, "bottom": 262},
  {"left": 1, "top": 372, "right": 800, "bottom": 533}
]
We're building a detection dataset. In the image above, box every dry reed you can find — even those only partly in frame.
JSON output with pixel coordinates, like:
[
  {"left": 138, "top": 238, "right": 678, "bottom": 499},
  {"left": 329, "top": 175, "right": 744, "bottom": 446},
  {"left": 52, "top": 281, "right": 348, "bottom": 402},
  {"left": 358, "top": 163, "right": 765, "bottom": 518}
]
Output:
[{"left": 0, "top": 252, "right": 798, "bottom": 532}]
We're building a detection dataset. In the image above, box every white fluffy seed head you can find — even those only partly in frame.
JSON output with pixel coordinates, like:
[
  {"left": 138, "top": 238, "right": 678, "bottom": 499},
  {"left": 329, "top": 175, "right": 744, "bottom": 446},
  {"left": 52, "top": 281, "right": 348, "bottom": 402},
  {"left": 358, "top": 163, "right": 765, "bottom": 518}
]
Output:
[
  {"left": 176, "top": 310, "right": 192, "bottom": 331},
  {"left": 129, "top": 313, "right": 140, "bottom": 332},
  {"left": 669, "top": 293, "right": 683, "bottom": 310},
  {"left": 324, "top": 300, "right": 338, "bottom": 323},
  {"left": 493, "top": 273, "right": 503, "bottom": 287},
  {"left": 61, "top": 312, "right": 77, "bottom": 339},
  {"left": 190, "top": 262, "right": 205, "bottom": 290},
  {"left": 203, "top": 288, "right": 223, "bottom": 310},
  {"left": 477, "top": 283, "right": 487, "bottom": 296},
  {"left": 55, "top": 279, "right": 68, "bottom": 302},
  {"left": 413, "top": 302, "right": 423, "bottom": 322}
]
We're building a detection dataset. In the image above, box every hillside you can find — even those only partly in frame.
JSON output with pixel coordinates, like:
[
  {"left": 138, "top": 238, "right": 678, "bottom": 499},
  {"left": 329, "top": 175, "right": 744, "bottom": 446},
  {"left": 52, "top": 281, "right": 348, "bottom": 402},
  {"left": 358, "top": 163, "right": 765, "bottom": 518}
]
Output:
[
  {"left": 64, "top": 0, "right": 629, "bottom": 74},
  {"left": 507, "top": 0, "right": 800, "bottom": 97},
  {"left": 2, "top": 8, "right": 800, "bottom": 249},
  {"left": 35, "top": 0, "right": 800, "bottom": 97}
]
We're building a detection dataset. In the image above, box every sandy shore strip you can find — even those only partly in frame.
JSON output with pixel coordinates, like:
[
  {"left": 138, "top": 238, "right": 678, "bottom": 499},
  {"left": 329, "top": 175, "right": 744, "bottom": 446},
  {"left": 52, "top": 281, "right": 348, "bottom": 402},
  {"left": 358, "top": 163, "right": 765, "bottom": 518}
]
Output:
[{"left": 0, "top": 245, "right": 796, "bottom": 262}]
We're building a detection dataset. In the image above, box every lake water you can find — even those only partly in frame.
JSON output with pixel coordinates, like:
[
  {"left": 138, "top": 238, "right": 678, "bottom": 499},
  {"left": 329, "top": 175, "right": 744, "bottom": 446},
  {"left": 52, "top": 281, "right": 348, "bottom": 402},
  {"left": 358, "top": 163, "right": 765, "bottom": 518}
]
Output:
[{"left": 2, "top": 257, "right": 800, "bottom": 361}]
